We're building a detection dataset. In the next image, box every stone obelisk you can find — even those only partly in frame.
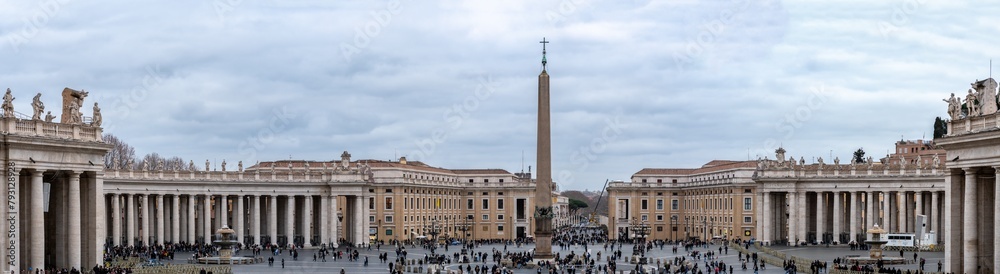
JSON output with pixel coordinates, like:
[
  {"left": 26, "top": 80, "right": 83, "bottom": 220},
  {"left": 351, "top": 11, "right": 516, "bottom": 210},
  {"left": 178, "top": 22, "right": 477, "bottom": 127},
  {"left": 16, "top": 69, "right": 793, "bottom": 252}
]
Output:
[{"left": 534, "top": 37, "right": 554, "bottom": 261}]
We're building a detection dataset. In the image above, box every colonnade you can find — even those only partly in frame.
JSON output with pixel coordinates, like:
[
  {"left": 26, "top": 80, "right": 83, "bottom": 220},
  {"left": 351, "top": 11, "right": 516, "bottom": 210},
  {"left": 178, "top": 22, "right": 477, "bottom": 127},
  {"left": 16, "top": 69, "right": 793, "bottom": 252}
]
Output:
[
  {"left": 0, "top": 169, "right": 105, "bottom": 272},
  {"left": 943, "top": 167, "right": 999, "bottom": 273},
  {"left": 759, "top": 189, "right": 943, "bottom": 246},
  {"left": 105, "top": 193, "right": 370, "bottom": 249}
]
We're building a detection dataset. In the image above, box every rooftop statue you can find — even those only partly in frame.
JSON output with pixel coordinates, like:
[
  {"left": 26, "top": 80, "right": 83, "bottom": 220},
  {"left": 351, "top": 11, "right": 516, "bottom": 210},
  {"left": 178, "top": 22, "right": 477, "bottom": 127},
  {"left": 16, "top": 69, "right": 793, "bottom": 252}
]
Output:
[
  {"left": 205, "top": 159, "right": 210, "bottom": 171},
  {"left": 31, "top": 93, "right": 44, "bottom": 120},
  {"left": 188, "top": 160, "right": 195, "bottom": 171},
  {"left": 2, "top": 89, "right": 14, "bottom": 118},
  {"left": 44, "top": 111, "right": 55, "bottom": 122},
  {"left": 221, "top": 160, "right": 227, "bottom": 172},
  {"left": 965, "top": 89, "right": 980, "bottom": 117},
  {"left": 92, "top": 102, "right": 102, "bottom": 127},
  {"left": 238, "top": 161, "right": 243, "bottom": 172},
  {"left": 943, "top": 92, "right": 961, "bottom": 120},
  {"left": 68, "top": 101, "right": 81, "bottom": 124}
]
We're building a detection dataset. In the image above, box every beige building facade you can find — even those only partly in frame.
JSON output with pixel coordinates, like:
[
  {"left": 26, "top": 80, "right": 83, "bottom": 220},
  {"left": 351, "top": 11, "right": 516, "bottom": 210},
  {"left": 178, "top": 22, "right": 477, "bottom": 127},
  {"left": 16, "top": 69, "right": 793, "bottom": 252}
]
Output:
[{"left": 608, "top": 160, "right": 758, "bottom": 242}]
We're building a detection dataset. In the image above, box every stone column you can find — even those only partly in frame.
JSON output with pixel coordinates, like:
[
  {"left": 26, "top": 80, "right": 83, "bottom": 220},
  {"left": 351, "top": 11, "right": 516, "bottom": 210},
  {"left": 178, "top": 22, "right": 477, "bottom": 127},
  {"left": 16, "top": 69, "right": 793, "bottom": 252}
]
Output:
[
  {"left": 914, "top": 191, "right": 923, "bottom": 231},
  {"left": 269, "top": 195, "right": 278, "bottom": 246},
  {"left": 172, "top": 195, "right": 180, "bottom": 243},
  {"left": 816, "top": 192, "right": 826, "bottom": 243},
  {"left": 787, "top": 191, "right": 797, "bottom": 245},
  {"left": 285, "top": 196, "right": 294, "bottom": 247},
  {"left": 865, "top": 191, "right": 873, "bottom": 229},
  {"left": 931, "top": 191, "right": 939, "bottom": 237},
  {"left": 944, "top": 170, "right": 963, "bottom": 272},
  {"left": 127, "top": 194, "right": 136, "bottom": 246},
  {"left": 319, "top": 195, "right": 329, "bottom": 246},
  {"left": 140, "top": 194, "right": 149, "bottom": 245},
  {"left": 112, "top": 193, "right": 121, "bottom": 246},
  {"left": 797, "top": 191, "right": 807, "bottom": 245},
  {"left": 882, "top": 191, "right": 891, "bottom": 232},
  {"left": 187, "top": 195, "right": 196, "bottom": 244},
  {"left": 761, "top": 191, "right": 771, "bottom": 243},
  {"left": 67, "top": 171, "right": 81, "bottom": 269},
  {"left": 156, "top": 195, "right": 165, "bottom": 245},
  {"left": 331, "top": 195, "right": 339, "bottom": 247},
  {"left": 29, "top": 170, "right": 44, "bottom": 270},
  {"left": 833, "top": 192, "right": 842, "bottom": 244},
  {"left": 963, "top": 168, "right": 978, "bottom": 273},
  {"left": 303, "top": 195, "right": 312, "bottom": 247},
  {"left": 203, "top": 195, "right": 211, "bottom": 244},
  {"left": 220, "top": 195, "right": 228, "bottom": 228},
  {"left": 850, "top": 191, "right": 859, "bottom": 243},
  {"left": 252, "top": 195, "right": 260, "bottom": 246},
  {"left": 236, "top": 195, "right": 244, "bottom": 246},
  {"left": 994, "top": 167, "right": 1000, "bottom": 272},
  {"left": 900, "top": 192, "right": 908, "bottom": 233}
]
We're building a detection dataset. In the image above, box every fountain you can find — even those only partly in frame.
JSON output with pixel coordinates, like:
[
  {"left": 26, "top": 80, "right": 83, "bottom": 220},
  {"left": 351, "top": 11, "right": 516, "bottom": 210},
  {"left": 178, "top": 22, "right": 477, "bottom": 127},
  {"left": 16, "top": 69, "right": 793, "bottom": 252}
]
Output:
[
  {"left": 843, "top": 224, "right": 906, "bottom": 265},
  {"left": 198, "top": 226, "right": 257, "bottom": 264}
]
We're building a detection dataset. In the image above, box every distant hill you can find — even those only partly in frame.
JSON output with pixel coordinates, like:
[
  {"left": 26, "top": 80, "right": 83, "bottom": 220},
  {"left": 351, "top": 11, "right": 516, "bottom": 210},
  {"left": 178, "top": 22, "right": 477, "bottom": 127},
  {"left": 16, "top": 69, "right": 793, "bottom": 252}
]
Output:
[{"left": 561, "top": 190, "right": 608, "bottom": 217}]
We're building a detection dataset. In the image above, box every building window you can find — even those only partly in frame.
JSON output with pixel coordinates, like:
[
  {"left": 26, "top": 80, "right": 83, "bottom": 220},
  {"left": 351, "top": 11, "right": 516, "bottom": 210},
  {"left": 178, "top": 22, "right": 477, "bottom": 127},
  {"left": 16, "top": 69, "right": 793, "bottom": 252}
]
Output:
[
  {"left": 671, "top": 199, "right": 678, "bottom": 210},
  {"left": 498, "top": 214, "right": 504, "bottom": 220},
  {"left": 656, "top": 199, "right": 663, "bottom": 210},
  {"left": 497, "top": 199, "right": 504, "bottom": 209},
  {"left": 385, "top": 229, "right": 393, "bottom": 236},
  {"left": 641, "top": 199, "right": 648, "bottom": 210},
  {"left": 484, "top": 179, "right": 489, "bottom": 183},
  {"left": 467, "top": 199, "right": 473, "bottom": 210},
  {"left": 482, "top": 199, "right": 489, "bottom": 209},
  {"left": 744, "top": 216, "right": 752, "bottom": 223},
  {"left": 467, "top": 214, "right": 473, "bottom": 220},
  {"left": 369, "top": 216, "right": 375, "bottom": 222},
  {"left": 744, "top": 197, "right": 752, "bottom": 211},
  {"left": 385, "top": 197, "right": 393, "bottom": 210},
  {"left": 499, "top": 179, "right": 504, "bottom": 183},
  {"left": 469, "top": 179, "right": 474, "bottom": 183},
  {"left": 641, "top": 179, "right": 647, "bottom": 183},
  {"left": 656, "top": 215, "right": 663, "bottom": 221},
  {"left": 385, "top": 216, "right": 393, "bottom": 223},
  {"left": 641, "top": 215, "right": 648, "bottom": 221},
  {"left": 482, "top": 214, "right": 489, "bottom": 220},
  {"left": 369, "top": 197, "right": 375, "bottom": 209},
  {"left": 498, "top": 225, "right": 504, "bottom": 232},
  {"left": 385, "top": 189, "right": 393, "bottom": 193},
  {"left": 656, "top": 226, "right": 663, "bottom": 232},
  {"left": 482, "top": 192, "right": 488, "bottom": 195}
]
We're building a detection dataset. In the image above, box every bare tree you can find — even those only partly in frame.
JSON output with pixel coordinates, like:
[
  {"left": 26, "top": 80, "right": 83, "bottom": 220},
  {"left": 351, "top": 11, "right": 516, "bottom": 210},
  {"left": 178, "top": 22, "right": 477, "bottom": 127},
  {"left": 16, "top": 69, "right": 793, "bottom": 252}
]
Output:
[
  {"left": 103, "top": 134, "right": 136, "bottom": 170},
  {"left": 104, "top": 134, "right": 190, "bottom": 171}
]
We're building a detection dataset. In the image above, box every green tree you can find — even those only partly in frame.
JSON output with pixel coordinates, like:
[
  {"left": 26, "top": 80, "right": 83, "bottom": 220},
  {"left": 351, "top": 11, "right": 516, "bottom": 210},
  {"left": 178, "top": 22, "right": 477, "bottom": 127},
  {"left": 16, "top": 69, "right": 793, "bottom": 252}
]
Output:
[
  {"left": 933, "top": 117, "right": 947, "bottom": 139},
  {"left": 852, "top": 148, "right": 866, "bottom": 164},
  {"left": 568, "top": 199, "right": 589, "bottom": 214}
]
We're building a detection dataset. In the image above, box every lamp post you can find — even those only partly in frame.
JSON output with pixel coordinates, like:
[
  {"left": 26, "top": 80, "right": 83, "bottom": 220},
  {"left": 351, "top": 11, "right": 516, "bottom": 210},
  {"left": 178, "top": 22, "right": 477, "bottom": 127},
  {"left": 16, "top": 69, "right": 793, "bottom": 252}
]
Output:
[
  {"left": 424, "top": 217, "right": 441, "bottom": 254},
  {"left": 629, "top": 218, "right": 650, "bottom": 266}
]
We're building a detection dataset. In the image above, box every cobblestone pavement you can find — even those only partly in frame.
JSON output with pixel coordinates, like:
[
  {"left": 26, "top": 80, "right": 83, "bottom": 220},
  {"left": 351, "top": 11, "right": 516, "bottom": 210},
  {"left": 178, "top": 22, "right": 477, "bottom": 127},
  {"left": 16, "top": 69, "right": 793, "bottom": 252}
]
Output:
[{"left": 163, "top": 242, "right": 945, "bottom": 273}]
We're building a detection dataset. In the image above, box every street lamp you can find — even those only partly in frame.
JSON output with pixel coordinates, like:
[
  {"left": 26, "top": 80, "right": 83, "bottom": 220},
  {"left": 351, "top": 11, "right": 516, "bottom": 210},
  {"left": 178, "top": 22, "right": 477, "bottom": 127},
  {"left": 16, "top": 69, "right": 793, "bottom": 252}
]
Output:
[
  {"left": 629, "top": 218, "right": 651, "bottom": 266},
  {"left": 424, "top": 217, "right": 441, "bottom": 254}
]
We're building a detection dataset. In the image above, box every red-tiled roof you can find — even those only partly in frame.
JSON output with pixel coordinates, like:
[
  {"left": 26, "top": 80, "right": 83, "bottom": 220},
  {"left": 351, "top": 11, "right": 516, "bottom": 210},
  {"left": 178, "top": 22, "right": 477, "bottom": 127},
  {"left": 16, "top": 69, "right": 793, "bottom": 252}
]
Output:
[
  {"left": 633, "top": 160, "right": 756, "bottom": 176},
  {"left": 451, "top": 169, "right": 512, "bottom": 175}
]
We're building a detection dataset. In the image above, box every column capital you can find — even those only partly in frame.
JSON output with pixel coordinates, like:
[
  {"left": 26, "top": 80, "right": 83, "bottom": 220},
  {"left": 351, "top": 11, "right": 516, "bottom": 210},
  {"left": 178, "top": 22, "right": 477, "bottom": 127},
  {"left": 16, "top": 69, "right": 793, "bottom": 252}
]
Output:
[{"left": 963, "top": 167, "right": 979, "bottom": 173}]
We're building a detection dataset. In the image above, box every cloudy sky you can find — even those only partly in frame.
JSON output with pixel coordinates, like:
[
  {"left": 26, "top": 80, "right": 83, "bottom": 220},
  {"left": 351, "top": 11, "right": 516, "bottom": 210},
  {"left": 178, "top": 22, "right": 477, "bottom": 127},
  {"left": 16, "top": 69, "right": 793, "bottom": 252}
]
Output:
[{"left": 0, "top": 0, "right": 993, "bottom": 191}]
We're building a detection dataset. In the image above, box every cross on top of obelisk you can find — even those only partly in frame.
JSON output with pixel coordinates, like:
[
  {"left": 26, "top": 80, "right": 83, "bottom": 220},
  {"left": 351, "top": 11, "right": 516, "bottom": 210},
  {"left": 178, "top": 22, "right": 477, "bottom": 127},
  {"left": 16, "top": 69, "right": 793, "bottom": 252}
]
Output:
[{"left": 540, "top": 37, "right": 549, "bottom": 68}]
